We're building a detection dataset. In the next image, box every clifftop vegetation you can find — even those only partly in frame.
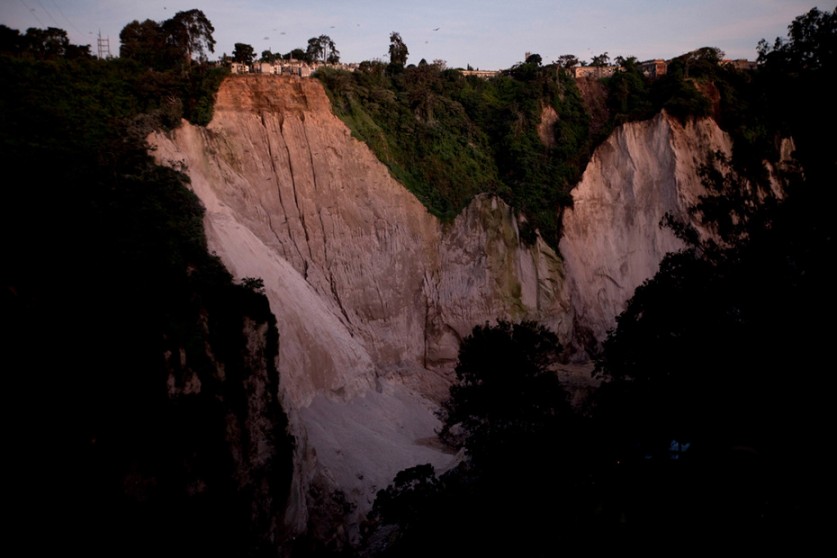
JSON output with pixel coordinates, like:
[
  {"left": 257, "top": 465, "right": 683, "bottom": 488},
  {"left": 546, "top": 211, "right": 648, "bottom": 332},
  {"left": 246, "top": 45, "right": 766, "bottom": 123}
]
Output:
[
  {"left": 317, "top": 56, "right": 590, "bottom": 246},
  {"left": 316, "top": 36, "right": 788, "bottom": 248}
]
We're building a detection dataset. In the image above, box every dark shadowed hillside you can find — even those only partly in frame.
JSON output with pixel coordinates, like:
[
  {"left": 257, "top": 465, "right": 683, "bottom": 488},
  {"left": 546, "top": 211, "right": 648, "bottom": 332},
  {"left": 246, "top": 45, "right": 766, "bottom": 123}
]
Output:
[{"left": 1, "top": 20, "right": 295, "bottom": 556}]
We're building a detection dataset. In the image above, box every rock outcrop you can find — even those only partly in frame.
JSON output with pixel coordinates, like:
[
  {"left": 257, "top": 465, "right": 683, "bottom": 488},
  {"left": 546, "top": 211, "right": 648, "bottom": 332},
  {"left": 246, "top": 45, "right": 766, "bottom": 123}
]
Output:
[{"left": 559, "top": 112, "right": 732, "bottom": 347}]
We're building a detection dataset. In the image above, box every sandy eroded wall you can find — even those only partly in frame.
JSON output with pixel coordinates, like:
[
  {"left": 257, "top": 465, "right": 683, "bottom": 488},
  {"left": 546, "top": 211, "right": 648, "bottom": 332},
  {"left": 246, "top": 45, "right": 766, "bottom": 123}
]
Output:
[{"left": 150, "top": 75, "right": 571, "bottom": 535}]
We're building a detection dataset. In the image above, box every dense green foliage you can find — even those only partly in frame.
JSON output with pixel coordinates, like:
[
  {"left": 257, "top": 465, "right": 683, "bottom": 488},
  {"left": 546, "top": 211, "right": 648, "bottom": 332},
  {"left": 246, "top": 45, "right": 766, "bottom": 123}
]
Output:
[
  {"left": 0, "top": 24, "right": 92, "bottom": 59},
  {"left": 317, "top": 58, "right": 591, "bottom": 246},
  {"left": 317, "top": 39, "right": 788, "bottom": 247},
  {"left": 601, "top": 46, "right": 780, "bottom": 173},
  {"left": 113, "top": 9, "right": 228, "bottom": 126},
  {"left": 602, "top": 43, "right": 805, "bottom": 183},
  {"left": 1, "top": 24, "right": 291, "bottom": 556},
  {"left": 120, "top": 8, "right": 216, "bottom": 71},
  {"left": 316, "top": 62, "right": 502, "bottom": 222},
  {"left": 3, "top": 27, "right": 226, "bottom": 133}
]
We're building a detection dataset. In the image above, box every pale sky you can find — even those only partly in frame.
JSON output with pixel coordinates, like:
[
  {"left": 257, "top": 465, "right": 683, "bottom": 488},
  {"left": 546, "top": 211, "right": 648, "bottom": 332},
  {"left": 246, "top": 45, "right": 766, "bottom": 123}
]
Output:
[{"left": 0, "top": 1, "right": 826, "bottom": 69}]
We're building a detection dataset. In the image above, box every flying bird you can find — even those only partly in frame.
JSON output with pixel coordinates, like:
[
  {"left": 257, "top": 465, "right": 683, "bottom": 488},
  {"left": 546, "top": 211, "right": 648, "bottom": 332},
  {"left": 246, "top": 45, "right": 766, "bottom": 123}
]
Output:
[{"left": 433, "top": 27, "right": 440, "bottom": 31}]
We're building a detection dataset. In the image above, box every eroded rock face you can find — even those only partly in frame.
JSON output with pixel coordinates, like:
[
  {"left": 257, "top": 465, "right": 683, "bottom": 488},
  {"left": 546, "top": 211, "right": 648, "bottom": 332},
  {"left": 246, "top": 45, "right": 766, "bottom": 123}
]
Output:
[
  {"left": 559, "top": 112, "right": 732, "bottom": 348},
  {"left": 149, "top": 75, "right": 571, "bottom": 541},
  {"left": 150, "top": 75, "right": 737, "bottom": 544}
]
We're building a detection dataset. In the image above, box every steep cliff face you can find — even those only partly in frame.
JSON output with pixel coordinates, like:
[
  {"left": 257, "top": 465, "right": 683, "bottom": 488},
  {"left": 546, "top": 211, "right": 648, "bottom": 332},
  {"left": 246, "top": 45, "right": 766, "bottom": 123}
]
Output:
[
  {"left": 559, "top": 112, "right": 732, "bottom": 347},
  {"left": 150, "top": 75, "right": 737, "bottom": 545},
  {"left": 150, "top": 75, "right": 571, "bottom": 541}
]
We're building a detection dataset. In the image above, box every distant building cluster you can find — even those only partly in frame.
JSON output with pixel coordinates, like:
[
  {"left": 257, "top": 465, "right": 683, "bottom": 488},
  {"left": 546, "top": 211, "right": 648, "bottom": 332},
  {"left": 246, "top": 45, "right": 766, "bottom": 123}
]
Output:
[
  {"left": 226, "top": 54, "right": 756, "bottom": 81},
  {"left": 572, "top": 59, "right": 666, "bottom": 79},
  {"left": 721, "top": 58, "right": 758, "bottom": 71},
  {"left": 460, "top": 69, "right": 500, "bottom": 79},
  {"left": 571, "top": 57, "right": 757, "bottom": 80},
  {"left": 639, "top": 59, "right": 668, "bottom": 78},
  {"left": 229, "top": 60, "right": 359, "bottom": 77},
  {"left": 572, "top": 65, "right": 619, "bottom": 79}
]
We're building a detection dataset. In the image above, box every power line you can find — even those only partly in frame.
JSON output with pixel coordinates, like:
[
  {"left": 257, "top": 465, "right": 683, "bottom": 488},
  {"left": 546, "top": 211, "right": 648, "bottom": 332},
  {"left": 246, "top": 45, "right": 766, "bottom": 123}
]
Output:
[
  {"left": 50, "top": 0, "right": 85, "bottom": 37},
  {"left": 18, "top": 0, "right": 46, "bottom": 28},
  {"left": 35, "top": 0, "right": 61, "bottom": 28}
]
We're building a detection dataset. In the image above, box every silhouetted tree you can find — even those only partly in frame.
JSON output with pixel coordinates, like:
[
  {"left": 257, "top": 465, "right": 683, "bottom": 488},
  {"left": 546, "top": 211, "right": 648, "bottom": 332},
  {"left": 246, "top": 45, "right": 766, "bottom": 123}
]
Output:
[
  {"left": 286, "top": 48, "right": 305, "bottom": 61},
  {"left": 164, "top": 9, "right": 215, "bottom": 65},
  {"left": 232, "top": 42, "right": 254, "bottom": 64},
  {"left": 260, "top": 49, "right": 277, "bottom": 63},
  {"left": 590, "top": 51, "right": 610, "bottom": 67},
  {"left": 676, "top": 46, "right": 724, "bottom": 78},
  {"left": 439, "top": 320, "right": 571, "bottom": 462},
  {"left": 120, "top": 19, "right": 168, "bottom": 69},
  {"left": 24, "top": 27, "right": 68, "bottom": 59},
  {"left": 388, "top": 32, "right": 408, "bottom": 66},
  {"left": 0, "top": 25, "right": 90, "bottom": 59},
  {"left": 120, "top": 10, "right": 215, "bottom": 71},
  {"left": 556, "top": 53, "right": 579, "bottom": 68},
  {"left": 305, "top": 35, "right": 338, "bottom": 63},
  {"left": 367, "top": 321, "right": 597, "bottom": 556},
  {"left": 0, "top": 24, "right": 23, "bottom": 54}
]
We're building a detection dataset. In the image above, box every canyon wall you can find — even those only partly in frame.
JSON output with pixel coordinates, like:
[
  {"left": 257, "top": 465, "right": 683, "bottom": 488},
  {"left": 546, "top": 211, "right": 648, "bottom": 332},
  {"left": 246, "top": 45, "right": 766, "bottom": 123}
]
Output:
[{"left": 149, "top": 74, "right": 732, "bottom": 542}]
